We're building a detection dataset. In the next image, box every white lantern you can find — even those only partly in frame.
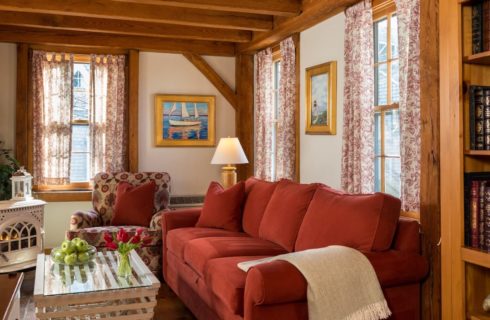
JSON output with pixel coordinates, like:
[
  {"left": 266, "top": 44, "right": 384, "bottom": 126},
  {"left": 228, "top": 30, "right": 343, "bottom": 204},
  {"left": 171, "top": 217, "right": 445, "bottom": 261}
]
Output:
[{"left": 10, "top": 167, "right": 33, "bottom": 201}]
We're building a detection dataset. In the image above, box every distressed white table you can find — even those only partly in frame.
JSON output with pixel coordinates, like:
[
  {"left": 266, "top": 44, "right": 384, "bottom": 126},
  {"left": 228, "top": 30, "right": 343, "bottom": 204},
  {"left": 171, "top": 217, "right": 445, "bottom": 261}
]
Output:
[{"left": 33, "top": 250, "right": 160, "bottom": 319}]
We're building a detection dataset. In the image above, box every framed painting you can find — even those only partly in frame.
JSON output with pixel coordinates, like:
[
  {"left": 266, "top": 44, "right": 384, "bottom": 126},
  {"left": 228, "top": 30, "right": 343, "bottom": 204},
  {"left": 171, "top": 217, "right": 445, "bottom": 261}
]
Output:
[
  {"left": 305, "top": 61, "right": 337, "bottom": 135},
  {"left": 154, "top": 94, "right": 215, "bottom": 147}
]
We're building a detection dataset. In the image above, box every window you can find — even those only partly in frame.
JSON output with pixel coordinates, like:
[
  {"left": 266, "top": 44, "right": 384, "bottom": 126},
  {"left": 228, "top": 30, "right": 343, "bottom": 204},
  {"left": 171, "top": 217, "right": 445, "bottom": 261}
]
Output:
[
  {"left": 271, "top": 49, "right": 281, "bottom": 180},
  {"left": 373, "top": 1, "right": 401, "bottom": 197}
]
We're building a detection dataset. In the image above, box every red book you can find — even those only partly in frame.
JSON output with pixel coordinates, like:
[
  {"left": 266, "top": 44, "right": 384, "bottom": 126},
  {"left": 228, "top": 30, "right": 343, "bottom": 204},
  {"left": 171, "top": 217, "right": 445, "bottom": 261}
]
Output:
[{"left": 472, "top": 181, "right": 480, "bottom": 248}]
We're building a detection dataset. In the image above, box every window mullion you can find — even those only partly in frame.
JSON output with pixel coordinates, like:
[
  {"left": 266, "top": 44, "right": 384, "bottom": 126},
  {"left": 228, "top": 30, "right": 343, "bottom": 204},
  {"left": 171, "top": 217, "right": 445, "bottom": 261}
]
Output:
[{"left": 380, "top": 111, "right": 386, "bottom": 193}]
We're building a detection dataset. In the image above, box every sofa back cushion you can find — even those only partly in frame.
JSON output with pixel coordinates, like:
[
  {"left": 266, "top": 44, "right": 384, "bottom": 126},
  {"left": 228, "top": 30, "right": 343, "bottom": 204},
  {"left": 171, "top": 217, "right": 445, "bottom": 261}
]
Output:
[
  {"left": 196, "top": 181, "right": 245, "bottom": 232},
  {"left": 93, "top": 172, "right": 171, "bottom": 225},
  {"left": 259, "top": 180, "right": 319, "bottom": 251},
  {"left": 242, "top": 177, "right": 278, "bottom": 237},
  {"left": 295, "top": 186, "right": 401, "bottom": 252}
]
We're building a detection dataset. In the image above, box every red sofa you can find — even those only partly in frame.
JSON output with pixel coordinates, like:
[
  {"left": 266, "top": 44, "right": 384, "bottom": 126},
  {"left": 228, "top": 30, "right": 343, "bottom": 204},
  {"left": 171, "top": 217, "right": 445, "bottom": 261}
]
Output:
[{"left": 162, "top": 178, "right": 428, "bottom": 320}]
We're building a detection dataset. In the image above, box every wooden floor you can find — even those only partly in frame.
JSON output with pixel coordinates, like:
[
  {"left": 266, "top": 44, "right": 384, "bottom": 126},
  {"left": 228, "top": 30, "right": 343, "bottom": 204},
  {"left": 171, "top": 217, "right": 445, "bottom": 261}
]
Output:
[{"left": 20, "top": 269, "right": 196, "bottom": 320}]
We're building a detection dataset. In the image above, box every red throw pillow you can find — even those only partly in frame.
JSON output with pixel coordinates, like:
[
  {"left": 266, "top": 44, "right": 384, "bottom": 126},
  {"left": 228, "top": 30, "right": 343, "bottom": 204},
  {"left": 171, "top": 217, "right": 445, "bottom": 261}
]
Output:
[
  {"left": 111, "top": 181, "right": 156, "bottom": 227},
  {"left": 295, "top": 186, "right": 401, "bottom": 252},
  {"left": 196, "top": 181, "right": 245, "bottom": 232},
  {"left": 259, "top": 180, "right": 319, "bottom": 252}
]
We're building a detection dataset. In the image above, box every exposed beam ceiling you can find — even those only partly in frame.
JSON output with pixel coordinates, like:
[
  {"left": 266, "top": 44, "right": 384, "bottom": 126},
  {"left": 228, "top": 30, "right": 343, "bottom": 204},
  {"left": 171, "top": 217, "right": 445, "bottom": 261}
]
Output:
[
  {"left": 239, "top": 0, "right": 358, "bottom": 53},
  {"left": 0, "top": 11, "right": 251, "bottom": 43},
  {"left": 111, "top": 0, "right": 302, "bottom": 17},
  {"left": 0, "top": 25, "right": 235, "bottom": 56},
  {"left": 0, "top": 0, "right": 272, "bottom": 31}
]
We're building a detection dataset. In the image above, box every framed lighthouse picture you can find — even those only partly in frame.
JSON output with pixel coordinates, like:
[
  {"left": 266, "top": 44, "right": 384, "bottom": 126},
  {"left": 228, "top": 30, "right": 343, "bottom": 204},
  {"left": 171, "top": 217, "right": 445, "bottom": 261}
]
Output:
[{"left": 154, "top": 94, "right": 216, "bottom": 147}]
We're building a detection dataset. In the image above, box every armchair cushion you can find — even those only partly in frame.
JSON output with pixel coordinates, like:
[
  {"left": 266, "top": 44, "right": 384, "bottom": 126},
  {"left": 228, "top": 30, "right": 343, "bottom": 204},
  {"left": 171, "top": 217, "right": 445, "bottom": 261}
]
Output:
[{"left": 111, "top": 181, "right": 156, "bottom": 226}]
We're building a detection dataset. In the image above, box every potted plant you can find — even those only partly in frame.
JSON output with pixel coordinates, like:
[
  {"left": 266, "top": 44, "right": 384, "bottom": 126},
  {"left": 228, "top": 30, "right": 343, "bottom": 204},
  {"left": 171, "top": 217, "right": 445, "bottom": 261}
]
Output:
[{"left": 0, "top": 141, "right": 19, "bottom": 200}]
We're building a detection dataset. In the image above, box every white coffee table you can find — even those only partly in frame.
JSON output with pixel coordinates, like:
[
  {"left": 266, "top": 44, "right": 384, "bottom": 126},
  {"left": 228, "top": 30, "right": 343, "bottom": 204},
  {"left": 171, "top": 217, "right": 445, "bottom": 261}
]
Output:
[{"left": 33, "top": 250, "right": 160, "bottom": 319}]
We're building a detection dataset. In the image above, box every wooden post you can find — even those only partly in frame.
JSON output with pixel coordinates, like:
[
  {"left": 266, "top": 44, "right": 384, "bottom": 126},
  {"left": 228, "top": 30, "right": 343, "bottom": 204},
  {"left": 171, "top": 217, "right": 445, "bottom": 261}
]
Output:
[
  {"left": 128, "top": 49, "right": 139, "bottom": 172},
  {"left": 15, "top": 43, "right": 29, "bottom": 169},
  {"left": 235, "top": 54, "right": 254, "bottom": 181},
  {"left": 420, "top": 0, "right": 441, "bottom": 319}
]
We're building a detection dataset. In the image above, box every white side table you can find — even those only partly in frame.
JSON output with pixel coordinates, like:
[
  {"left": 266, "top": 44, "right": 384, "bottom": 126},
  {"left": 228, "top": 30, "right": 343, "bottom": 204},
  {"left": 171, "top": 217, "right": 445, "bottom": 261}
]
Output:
[{"left": 0, "top": 199, "right": 46, "bottom": 273}]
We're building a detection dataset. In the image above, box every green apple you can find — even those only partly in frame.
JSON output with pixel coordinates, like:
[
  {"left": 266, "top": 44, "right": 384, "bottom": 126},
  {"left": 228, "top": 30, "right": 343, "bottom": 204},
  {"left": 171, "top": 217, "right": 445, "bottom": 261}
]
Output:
[
  {"left": 77, "top": 252, "right": 90, "bottom": 263},
  {"left": 71, "top": 237, "right": 81, "bottom": 247},
  {"left": 76, "top": 240, "right": 90, "bottom": 253},
  {"left": 52, "top": 249, "right": 66, "bottom": 264},
  {"left": 61, "top": 240, "right": 75, "bottom": 254},
  {"left": 64, "top": 253, "right": 78, "bottom": 266}
]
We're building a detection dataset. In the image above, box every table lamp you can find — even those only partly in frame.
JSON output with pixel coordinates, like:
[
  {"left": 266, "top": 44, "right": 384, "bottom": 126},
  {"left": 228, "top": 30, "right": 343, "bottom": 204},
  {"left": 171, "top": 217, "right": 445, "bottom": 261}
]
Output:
[{"left": 211, "top": 137, "right": 248, "bottom": 188}]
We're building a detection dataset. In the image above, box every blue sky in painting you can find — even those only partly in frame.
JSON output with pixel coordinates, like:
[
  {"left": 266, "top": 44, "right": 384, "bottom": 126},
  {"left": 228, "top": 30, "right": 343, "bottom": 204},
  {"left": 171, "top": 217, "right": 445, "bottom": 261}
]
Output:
[
  {"left": 163, "top": 102, "right": 209, "bottom": 116},
  {"left": 311, "top": 73, "right": 328, "bottom": 114}
]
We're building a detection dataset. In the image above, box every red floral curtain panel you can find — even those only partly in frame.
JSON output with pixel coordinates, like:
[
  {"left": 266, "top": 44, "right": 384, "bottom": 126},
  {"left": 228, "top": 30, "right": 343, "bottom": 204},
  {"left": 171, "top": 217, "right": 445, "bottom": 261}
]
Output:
[
  {"left": 395, "top": 0, "right": 421, "bottom": 212},
  {"left": 254, "top": 48, "right": 274, "bottom": 181},
  {"left": 32, "top": 51, "right": 74, "bottom": 185},
  {"left": 90, "top": 55, "right": 128, "bottom": 174},
  {"left": 277, "top": 37, "right": 297, "bottom": 180},
  {"left": 341, "top": 1, "right": 375, "bottom": 194}
]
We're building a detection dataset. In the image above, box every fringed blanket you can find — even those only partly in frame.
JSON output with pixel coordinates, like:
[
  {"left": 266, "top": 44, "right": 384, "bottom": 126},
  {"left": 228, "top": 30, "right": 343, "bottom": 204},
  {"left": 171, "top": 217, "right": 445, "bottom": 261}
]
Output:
[{"left": 237, "top": 245, "right": 391, "bottom": 320}]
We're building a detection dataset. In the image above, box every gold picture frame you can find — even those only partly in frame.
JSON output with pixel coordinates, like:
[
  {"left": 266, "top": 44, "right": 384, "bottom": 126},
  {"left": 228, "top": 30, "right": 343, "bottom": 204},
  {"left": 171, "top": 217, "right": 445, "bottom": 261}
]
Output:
[
  {"left": 154, "top": 94, "right": 215, "bottom": 147},
  {"left": 305, "top": 61, "right": 337, "bottom": 135}
]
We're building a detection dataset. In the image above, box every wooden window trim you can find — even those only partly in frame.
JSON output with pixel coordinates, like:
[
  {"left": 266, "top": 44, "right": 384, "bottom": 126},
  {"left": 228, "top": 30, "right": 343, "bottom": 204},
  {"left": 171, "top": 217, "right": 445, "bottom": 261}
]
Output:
[{"left": 16, "top": 44, "right": 139, "bottom": 202}]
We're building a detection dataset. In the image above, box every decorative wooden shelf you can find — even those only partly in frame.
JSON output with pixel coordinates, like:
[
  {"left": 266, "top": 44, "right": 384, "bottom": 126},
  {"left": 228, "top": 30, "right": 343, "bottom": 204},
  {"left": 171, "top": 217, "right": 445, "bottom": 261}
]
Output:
[
  {"left": 464, "top": 51, "right": 490, "bottom": 65},
  {"left": 462, "top": 247, "right": 490, "bottom": 268},
  {"left": 464, "top": 150, "right": 490, "bottom": 156}
]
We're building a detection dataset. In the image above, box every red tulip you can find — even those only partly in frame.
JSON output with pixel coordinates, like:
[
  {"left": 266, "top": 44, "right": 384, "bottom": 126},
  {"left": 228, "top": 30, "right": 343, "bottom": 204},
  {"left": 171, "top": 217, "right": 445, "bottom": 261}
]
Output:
[
  {"left": 136, "top": 228, "right": 145, "bottom": 236},
  {"left": 116, "top": 228, "right": 129, "bottom": 243},
  {"left": 106, "top": 242, "right": 117, "bottom": 250},
  {"left": 130, "top": 235, "right": 141, "bottom": 244},
  {"left": 103, "top": 232, "right": 113, "bottom": 244}
]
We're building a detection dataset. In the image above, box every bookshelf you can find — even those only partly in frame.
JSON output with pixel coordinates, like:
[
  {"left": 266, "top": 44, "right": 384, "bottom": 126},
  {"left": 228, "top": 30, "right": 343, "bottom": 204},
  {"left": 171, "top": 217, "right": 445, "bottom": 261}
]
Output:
[{"left": 441, "top": 0, "right": 490, "bottom": 319}]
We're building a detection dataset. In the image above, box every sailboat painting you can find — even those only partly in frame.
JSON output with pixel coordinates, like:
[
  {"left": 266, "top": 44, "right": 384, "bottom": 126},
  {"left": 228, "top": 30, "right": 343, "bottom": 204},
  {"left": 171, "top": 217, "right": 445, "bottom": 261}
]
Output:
[{"left": 154, "top": 94, "right": 215, "bottom": 147}]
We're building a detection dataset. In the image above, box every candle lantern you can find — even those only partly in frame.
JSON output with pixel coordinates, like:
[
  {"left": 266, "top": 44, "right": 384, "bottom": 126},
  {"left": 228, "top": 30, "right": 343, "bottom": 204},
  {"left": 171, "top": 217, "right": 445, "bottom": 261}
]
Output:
[{"left": 10, "top": 167, "right": 33, "bottom": 201}]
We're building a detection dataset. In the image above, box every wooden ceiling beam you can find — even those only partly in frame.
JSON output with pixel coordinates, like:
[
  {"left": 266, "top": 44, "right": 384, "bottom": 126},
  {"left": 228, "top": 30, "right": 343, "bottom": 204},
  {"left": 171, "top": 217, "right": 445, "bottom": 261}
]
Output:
[
  {"left": 238, "top": 0, "right": 358, "bottom": 53},
  {"left": 0, "top": 25, "right": 235, "bottom": 56},
  {"left": 183, "top": 53, "right": 238, "bottom": 109},
  {"left": 111, "top": 0, "right": 301, "bottom": 17},
  {"left": 0, "top": 11, "right": 251, "bottom": 43},
  {"left": 0, "top": 0, "right": 272, "bottom": 32}
]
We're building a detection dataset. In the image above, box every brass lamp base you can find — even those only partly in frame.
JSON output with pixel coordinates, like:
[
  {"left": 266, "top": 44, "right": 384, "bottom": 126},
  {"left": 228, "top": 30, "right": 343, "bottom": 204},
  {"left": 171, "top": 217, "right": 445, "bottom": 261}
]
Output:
[{"left": 221, "top": 165, "right": 237, "bottom": 189}]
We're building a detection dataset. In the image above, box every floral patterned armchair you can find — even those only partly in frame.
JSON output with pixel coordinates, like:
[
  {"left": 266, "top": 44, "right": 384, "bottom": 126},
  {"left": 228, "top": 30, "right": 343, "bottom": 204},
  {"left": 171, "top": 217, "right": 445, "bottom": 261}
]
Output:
[{"left": 66, "top": 172, "right": 171, "bottom": 275}]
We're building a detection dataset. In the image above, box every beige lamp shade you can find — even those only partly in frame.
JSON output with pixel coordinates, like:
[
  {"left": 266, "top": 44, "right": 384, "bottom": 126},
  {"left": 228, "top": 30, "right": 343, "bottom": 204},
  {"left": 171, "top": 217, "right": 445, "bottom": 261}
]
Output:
[{"left": 211, "top": 137, "right": 248, "bottom": 165}]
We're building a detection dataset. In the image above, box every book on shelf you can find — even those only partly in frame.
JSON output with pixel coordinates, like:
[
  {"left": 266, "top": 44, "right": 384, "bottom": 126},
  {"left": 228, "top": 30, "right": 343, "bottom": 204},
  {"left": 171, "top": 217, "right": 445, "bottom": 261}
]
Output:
[
  {"left": 464, "top": 172, "right": 490, "bottom": 251},
  {"left": 469, "top": 85, "right": 490, "bottom": 150},
  {"left": 473, "top": 1, "right": 484, "bottom": 54}
]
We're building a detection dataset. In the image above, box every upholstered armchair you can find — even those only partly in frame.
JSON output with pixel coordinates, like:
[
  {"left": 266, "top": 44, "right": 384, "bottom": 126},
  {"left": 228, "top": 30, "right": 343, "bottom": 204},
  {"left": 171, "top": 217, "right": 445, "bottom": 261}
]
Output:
[{"left": 66, "top": 172, "right": 171, "bottom": 275}]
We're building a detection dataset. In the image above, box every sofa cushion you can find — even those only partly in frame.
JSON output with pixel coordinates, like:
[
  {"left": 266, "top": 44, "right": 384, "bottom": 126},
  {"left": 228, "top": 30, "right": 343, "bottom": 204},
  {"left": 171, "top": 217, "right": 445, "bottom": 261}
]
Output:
[
  {"left": 166, "top": 227, "right": 247, "bottom": 260},
  {"left": 242, "top": 177, "right": 278, "bottom": 237},
  {"left": 295, "top": 186, "right": 401, "bottom": 252},
  {"left": 206, "top": 255, "right": 270, "bottom": 316},
  {"left": 259, "top": 180, "right": 318, "bottom": 251},
  {"left": 184, "top": 237, "right": 287, "bottom": 277},
  {"left": 111, "top": 181, "right": 156, "bottom": 226},
  {"left": 196, "top": 181, "right": 245, "bottom": 232}
]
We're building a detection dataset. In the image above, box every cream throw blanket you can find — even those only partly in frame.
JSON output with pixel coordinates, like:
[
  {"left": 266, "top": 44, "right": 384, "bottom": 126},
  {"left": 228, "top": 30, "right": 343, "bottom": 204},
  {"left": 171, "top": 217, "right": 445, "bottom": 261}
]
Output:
[{"left": 237, "top": 245, "right": 391, "bottom": 320}]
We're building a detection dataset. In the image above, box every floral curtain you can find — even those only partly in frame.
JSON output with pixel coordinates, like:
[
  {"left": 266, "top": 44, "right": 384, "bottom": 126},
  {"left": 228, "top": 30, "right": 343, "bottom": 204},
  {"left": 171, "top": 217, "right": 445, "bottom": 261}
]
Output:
[
  {"left": 90, "top": 55, "right": 128, "bottom": 174},
  {"left": 341, "top": 0, "right": 375, "bottom": 194},
  {"left": 254, "top": 48, "right": 274, "bottom": 181},
  {"left": 32, "top": 51, "right": 73, "bottom": 185},
  {"left": 395, "top": 0, "right": 421, "bottom": 212},
  {"left": 276, "top": 37, "right": 297, "bottom": 180}
]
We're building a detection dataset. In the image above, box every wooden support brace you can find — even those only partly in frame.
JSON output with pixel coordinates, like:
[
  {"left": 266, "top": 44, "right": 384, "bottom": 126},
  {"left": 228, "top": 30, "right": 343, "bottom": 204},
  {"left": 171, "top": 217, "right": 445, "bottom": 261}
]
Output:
[{"left": 183, "top": 53, "right": 238, "bottom": 109}]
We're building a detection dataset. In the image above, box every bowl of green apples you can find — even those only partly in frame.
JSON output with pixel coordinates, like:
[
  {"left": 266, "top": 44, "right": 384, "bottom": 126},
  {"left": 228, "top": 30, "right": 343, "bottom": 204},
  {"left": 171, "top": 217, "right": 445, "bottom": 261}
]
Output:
[{"left": 50, "top": 238, "right": 96, "bottom": 266}]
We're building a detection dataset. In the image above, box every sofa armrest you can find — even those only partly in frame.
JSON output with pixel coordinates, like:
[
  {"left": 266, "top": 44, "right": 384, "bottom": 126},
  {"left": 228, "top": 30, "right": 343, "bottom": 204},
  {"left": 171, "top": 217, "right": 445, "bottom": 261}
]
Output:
[
  {"left": 161, "top": 208, "right": 201, "bottom": 235},
  {"left": 69, "top": 210, "right": 102, "bottom": 231},
  {"left": 245, "top": 260, "right": 307, "bottom": 306},
  {"left": 244, "top": 250, "right": 429, "bottom": 307},
  {"left": 150, "top": 209, "right": 171, "bottom": 231}
]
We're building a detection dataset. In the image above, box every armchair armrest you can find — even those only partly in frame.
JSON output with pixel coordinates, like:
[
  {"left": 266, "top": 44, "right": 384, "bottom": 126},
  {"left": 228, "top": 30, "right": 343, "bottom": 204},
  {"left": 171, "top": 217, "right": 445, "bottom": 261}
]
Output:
[
  {"left": 161, "top": 208, "right": 201, "bottom": 236},
  {"left": 69, "top": 210, "right": 102, "bottom": 231},
  {"left": 150, "top": 209, "right": 171, "bottom": 231},
  {"left": 244, "top": 250, "right": 429, "bottom": 307}
]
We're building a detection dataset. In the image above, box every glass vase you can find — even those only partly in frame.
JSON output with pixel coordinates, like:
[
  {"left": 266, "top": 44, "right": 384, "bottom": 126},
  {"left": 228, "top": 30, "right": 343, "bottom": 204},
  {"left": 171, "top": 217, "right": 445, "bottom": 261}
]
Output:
[{"left": 117, "top": 252, "right": 132, "bottom": 278}]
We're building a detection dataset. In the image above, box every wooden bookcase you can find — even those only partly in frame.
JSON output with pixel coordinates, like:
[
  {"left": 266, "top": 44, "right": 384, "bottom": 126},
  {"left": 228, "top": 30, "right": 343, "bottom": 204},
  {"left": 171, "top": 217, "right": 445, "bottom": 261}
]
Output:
[{"left": 441, "top": 1, "right": 490, "bottom": 319}]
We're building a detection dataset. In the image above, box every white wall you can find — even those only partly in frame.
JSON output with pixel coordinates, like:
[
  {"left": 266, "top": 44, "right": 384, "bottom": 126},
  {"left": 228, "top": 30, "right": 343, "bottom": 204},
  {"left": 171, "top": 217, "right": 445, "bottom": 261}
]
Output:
[
  {"left": 0, "top": 46, "right": 236, "bottom": 246},
  {"left": 300, "top": 13, "right": 345, "bottom": 189},
  {"left": 138, "top": 52, "right": 236, "bottom": 195},
  {"left": 0, "top": 43, "right": 17, "bottom": 150}
]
